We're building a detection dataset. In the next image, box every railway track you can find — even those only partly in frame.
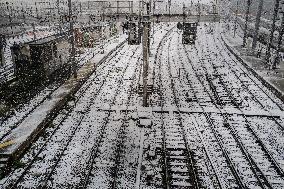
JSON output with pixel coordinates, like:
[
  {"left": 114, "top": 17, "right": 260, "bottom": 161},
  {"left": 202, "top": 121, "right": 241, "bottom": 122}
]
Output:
[
  {"left": 1, "top": 44, "right": 135, "bottom": 188},
  {"left": 181, "top": 36, "right": 265, "bottom": 188},
  {"left": 1, "top": 24, "right": 173, "bottom": 188},
  {"left": 208, "top": 25, "right": 284, "bottom": 170},
  {"left": 1, "top": 23, "right": 283, "bottom": 189},
  {"left": 78, "top": 48, "right": 142, "bottom": 189},
  {"left": 181, "top": 24, "right": 284, "bottom": 188},
  {"left": 153, "top": 30, "right": 199, "bottom": 189},
  {"left": 173, "top": 33, "right": 230, "bottom": 189},
  {"left": 0, "top": 36, "right": 126, "bottom": 142}
]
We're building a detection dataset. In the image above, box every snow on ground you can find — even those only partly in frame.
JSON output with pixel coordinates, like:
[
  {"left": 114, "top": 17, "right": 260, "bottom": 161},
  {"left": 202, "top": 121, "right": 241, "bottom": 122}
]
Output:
[
  {"left": 0, "top": 33, "right": 127, "bottom": 142},
  {"left": 1, "top": 22, "right": 284, "bottom": 189}
]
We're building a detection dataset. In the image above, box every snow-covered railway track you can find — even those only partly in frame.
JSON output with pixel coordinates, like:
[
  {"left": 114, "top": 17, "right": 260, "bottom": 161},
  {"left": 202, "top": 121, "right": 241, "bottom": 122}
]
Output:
[
  {"left": 153, "top": 30, "right": 199, "bottom": 189},
  {"left": 172, "top": 33, "right": 245, "bottom": 188},
  {"left": 0, "top": 83, "right": 63, "bottom": 140},
  {"left": 78, "top": 49, "right": 143, "bottom": 189},
  {"left": 215, "top": 39, "right": 284, "bottom": 111},
  {"left": 0, "top": 37, "right": 123, "bottom": 142},
  {"left": 200, "top": 26, "right": 284, "bottom": 174},
  {"left": 213, "top": 36, "right": 284, "bottom": 130},
  {"left": 210, "top": 25, "right": 284, "bottom": 111},
  {"left": 181, "top": 25, "right": 284, "bottom": 188},
  {"left": 1, "top": 44, "right": 139, "bottom": 188}
]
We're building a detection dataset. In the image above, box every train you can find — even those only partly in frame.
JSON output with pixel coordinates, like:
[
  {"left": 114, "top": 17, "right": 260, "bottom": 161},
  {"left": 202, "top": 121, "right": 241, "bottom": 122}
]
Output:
[
  {"left": 182, "top": 22, "right": 198, "bottom": 45},
  {"left": 127, "top": 22, "right": 141, "bottom": 45},
  {"left": 10, "top": 34, "right": 71, "bottom": 85}
]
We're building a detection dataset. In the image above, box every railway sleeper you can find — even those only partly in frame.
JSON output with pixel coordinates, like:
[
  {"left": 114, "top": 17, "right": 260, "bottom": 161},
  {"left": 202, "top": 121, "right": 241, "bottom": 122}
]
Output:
[
  {"left": 169, "top": 166, "right": 189, "bottom": 175},
  {"left": 170, "top": 179, "right": 194, "bottom": 188},
  {"left": 167, "top": 149, "right": 186, "bottom": 156},
  {"left": 0, "top": 153, "right": 12, "bottom": 177}
]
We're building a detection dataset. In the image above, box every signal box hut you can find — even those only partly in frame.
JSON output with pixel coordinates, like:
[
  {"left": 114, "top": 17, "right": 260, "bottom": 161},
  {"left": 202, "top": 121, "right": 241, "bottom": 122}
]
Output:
[{"left": 11, "top": 34, "right": 71, "bottom": 82}]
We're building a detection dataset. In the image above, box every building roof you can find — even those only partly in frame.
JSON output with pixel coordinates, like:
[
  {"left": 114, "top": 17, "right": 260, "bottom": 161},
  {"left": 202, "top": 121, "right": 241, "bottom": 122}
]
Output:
[{"left": 29, "top": 34, "right": 68, "bottom": 46}]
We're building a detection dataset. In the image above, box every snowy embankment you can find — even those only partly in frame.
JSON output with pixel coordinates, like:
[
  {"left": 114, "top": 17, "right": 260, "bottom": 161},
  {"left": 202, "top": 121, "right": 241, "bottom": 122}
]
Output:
[
  {"left": 220, "top": 22, "right": 284, "bottom": 102},
  {"left": 0, "top": 34, "right": 127, "bottom": 141}
]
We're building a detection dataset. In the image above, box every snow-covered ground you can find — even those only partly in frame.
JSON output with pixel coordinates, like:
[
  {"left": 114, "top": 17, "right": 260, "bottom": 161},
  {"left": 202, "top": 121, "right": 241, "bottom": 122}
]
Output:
[
  {"left": 0, "top": 22, "right": 284, "bottom": 189},
  {"left": 0, "top": 33, "right": 127, "bottom": 141}
]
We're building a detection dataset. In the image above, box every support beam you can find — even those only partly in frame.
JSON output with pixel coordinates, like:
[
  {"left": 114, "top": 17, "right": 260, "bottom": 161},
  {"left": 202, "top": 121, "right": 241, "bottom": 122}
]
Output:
[
  {"left": 142, "top": 22, "right": 150, "bottom": 107},
  {"left": 252, "top": 0, "right": 264, "bottom": 50}
]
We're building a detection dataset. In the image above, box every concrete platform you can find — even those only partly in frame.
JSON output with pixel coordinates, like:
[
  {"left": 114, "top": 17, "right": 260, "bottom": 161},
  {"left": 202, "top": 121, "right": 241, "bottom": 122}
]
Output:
[{"left": 0, "top": 36, "right": 127, "bottom": 172}]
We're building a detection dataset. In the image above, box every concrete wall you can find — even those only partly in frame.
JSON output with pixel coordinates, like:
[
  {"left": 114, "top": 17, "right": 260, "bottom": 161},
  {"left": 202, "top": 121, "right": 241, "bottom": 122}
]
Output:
[{"left": 43, "top": 40, "right": 70, "bottom": 76}]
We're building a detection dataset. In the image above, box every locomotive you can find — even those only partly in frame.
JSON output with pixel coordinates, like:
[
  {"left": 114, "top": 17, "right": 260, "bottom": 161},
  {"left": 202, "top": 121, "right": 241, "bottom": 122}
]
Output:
[
  {"left": 182, "top": 22, "right": 198, "bottom": 45},
  {"left": 127, "top": 22, "right": 142, "bottom": 45}
]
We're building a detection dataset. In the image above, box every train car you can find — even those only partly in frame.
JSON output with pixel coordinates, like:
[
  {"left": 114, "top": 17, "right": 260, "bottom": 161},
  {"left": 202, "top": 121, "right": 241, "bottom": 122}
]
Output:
[
  {"left": 128, "top": 22, "right": 141, "bottom": 45},
  {"left": 182, "top": 22, "right": 198, "bottom": 45},
  {"left": 11, "top": 34, "right": 71, "bottom": 84}
]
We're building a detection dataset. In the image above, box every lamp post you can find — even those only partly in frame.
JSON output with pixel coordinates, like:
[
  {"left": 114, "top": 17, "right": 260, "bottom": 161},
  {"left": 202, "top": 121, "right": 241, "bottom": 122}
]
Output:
[
  {"left": 252, "top": 0, "right": 264, "bottom": 51},
  {"left": 266, "top": 0, "right": 281, "bottom": 66},
  {"left": 0, "top": 34, "right": 6, "bottom": 67},
  {"left": 243, "top": 0, "right": 251, "bottom": 48},
  {"left": 233, "top": 0, "right": 239, "bottom": 38},
  {"left": 168, "top": 0, "right": 171, "bottom": 23},
  {"left": 273, "top": 3, "right": 284, "bottom": 69},
  {"left": 67, "top": 0, "right": 77, "bottom": 78},
  {"left": 6, "top": 2, "right": 12, "bottom": 24},
  {"left": 100, "top": 2, "right": 106, "bottom": 54}
]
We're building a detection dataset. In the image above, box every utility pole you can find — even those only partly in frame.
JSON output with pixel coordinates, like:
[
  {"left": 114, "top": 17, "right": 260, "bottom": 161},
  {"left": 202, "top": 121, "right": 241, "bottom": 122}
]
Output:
[
  {"left": 233, "top": 0, "right": 239, "bottom": 38},
  {"left": 183, "top": 3, "right": 186, "bottom": 23},
  {"left": 242, "top": 0, "right": 251, "bottom": 48},
  {"left": 273, "top": 9, "right": 284, "bottom": 69},
  {"left": 197, "top": 0, "right": 201, "bottom": 23},
  {"left": 0, "top": 35, "right": 5, "bottom": 67},
  {"left": 100, "top": 2, "right": 105, "bottom": 54},
  {"left": 68, "top": 0, "right": 77, "bottom": 78},
  {"left": 252, "top": 0, "right": 264, "bottom": 50},
  {"left": 35, "top": 2, "right": 39, "bottom": 19},
  {"left": 32, "top": 23, "right": 36, "bottom": 41},
  {"left": 266, "top": 0, "right": 281, "bottom": 65},
  {"left": 57, "top": 0, "right": 62, "bottom": 35},
  {"left": 142, "top": 1, "right": 151, "bottom": 107},
  {"left": 6, "top": 2, "right": 12, "bottom": 24},
  {"left": 152, "top": 0, "right": 155, "bottom": 43},
  {"left": 142, "top": 23, "right": 149, "bottom": 107},
  {"left": 168, "top": 0, "right": 171, "bottom": 23}
]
